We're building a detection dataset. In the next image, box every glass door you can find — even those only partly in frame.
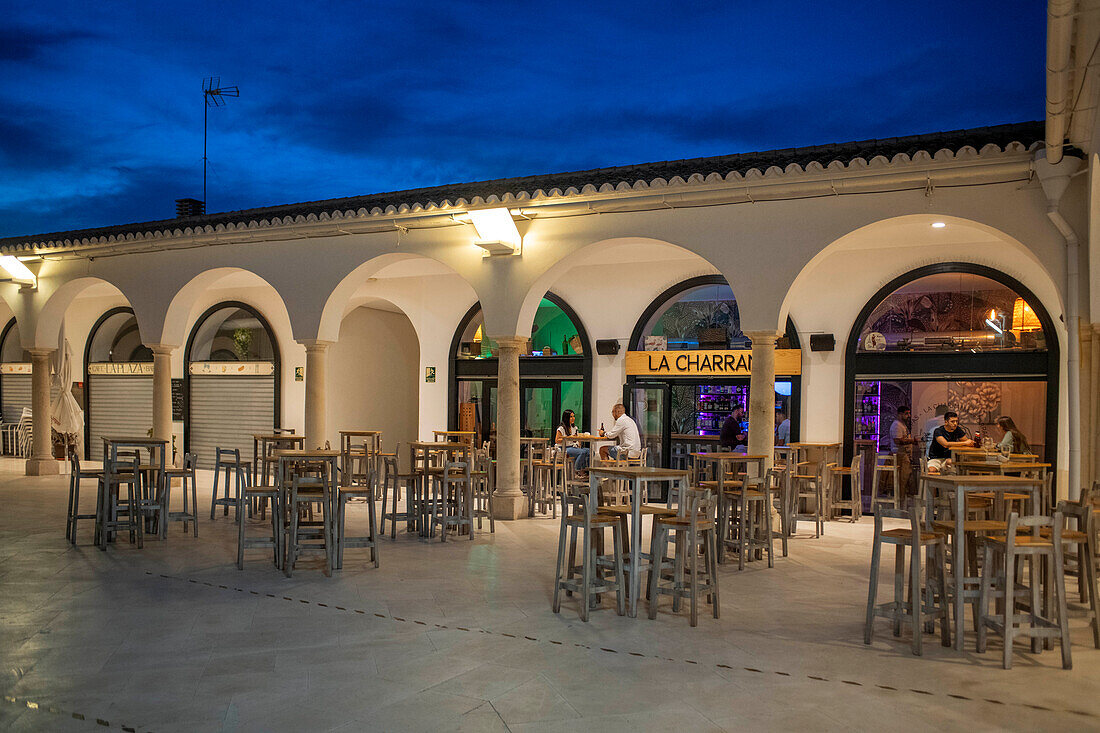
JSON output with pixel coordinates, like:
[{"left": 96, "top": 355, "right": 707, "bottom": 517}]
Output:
[
  {"left": 521, "top": 381, "right": 557, "bottom": 439},
  {"left": 626, "top": 382, "right": 669, "bottom": 468}
]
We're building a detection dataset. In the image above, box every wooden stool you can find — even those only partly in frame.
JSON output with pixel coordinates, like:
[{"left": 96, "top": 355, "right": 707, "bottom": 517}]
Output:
[
  {"left": 336, "top": 480, "right": 379, "bottom": 569},
  {"left": 471, "top": 447, "right": 496, "bottom": 532},
  {"left": 871, "top": 454, "right": 901, "bottom": 510},
  {"left": 716, "top": 476, "right": 773, "bottom": 571},
  {"left": 237, "top": 479, "right": 280, "bottom": 570},
  {"left": 430, "top": 457, "right": 474, "bottom": 541},
  {"left": 828, "top": 457, "right": 862, "bottom": 522},
  {"left": 977, "top": 512, "right": 1072, "bottom": 669},
  {"left": 164, "top": 453, "right": 199, "bottom": 537},
  {"left": 380, "top": 452, "right": 417, "bottom": 538},
  {"left": 1046, "top": 499, "right": 1100, "bottom": 649},
  {"left": 211, "top": 447, "right": 251, "bottom": 521},
  {"left": 767, "top": 465, "right": 791, "bottom": 557},
  {"left": 285, "top": 473, "right": 332, "bottom": 577},
  {"left": 97, "top": 456, "right": 142, "bottom": 550},
  {"left": 791, "top": 461, "right": 824, "bottom": 538},
  {"left": 66, "top": 449, "right": 103, "bottom": 544},
  {"left": 864, "top": 501, "right": 951, "bottom": 655},
  {"left": 552, "top": 485, "right": 625, "bottom": 622},
  {"left": 648, "top": 487, "right": 720, "bottom": 627}
]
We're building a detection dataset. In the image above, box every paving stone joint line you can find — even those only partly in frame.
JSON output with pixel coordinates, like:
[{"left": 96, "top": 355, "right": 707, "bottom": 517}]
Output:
[{"left": 142, "top": 570, "right": 1098, "bottom": 721}]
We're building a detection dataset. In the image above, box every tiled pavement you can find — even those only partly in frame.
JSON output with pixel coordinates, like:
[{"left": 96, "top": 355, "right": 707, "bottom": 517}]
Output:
[{"left": 1, "top": 465, "right": 1099, "bottom": 731}]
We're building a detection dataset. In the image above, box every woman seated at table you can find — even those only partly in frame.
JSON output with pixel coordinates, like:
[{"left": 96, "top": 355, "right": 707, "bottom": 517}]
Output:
[
  {"left": 556, "top": 409, "right": 589, "bottom": 478},
  {"left": 994, "top": 416, "right": 1031, "bottom": 455}
]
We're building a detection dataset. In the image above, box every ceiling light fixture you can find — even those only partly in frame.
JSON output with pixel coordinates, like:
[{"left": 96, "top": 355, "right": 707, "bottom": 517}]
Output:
[
  {"left": 467, "top": 208, "right": 522, "bottom": 256},
  {"left": 0, "top": 256, "right": 36, "bottom": 288}
]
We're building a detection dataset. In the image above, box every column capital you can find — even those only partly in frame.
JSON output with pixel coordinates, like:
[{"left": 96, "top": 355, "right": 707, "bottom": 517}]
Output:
[
  {"left": 26, "top": 347, "right": 55, "bottom": 359},
  {"left": 298, "top": 339, "right": 335, "bottom": 352},
  {"left": 743, "top": 330, "right": 781, "bottom": 344},
  {"left": 493, "top": 336, "right": 527, "bottom": 350},
  {"left": 147, "top": 344, "right": 177, "bottom": 357}
]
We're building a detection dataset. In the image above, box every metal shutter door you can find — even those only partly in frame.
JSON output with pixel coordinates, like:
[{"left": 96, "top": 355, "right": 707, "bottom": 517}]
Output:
[
  {"left": 1, "top": 375, "right": 59, "bottom": 423},
  {"left": 189, "top": 375, "right": 274, "bottom": 471},
  {"left": 87, "top": 375, "right": 154, "bottom": 461},
  {"left": 2, "top": 374, "right": 31, "bottom": 423}
]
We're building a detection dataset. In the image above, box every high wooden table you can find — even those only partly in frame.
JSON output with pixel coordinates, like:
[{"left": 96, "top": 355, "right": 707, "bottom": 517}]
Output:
[
  {"left": 586, "top": 465, "right": 691, "bottom": 617},
  {"left": 572, "top": 434, "right": 616, "bottom": 469},
  {"left": 691, "top": 452, "right": 768, "bottom": 566},
  {"left": 433, "top": 430, "right": 476, "bottom": 445},
  {"left": 274, "top": 449, "right": 340, "bottom": 572},
  {"left": 408, "top": 441, "right": 472, "bottom": 536},
  {"left": 99, "top": 437, "right": 170, "bottom": 546},
  {"left": 252, "top": 433, "right": 305, "bottom": 486},
  {"left": 338, "top": 430, "right": 382, "bottom": 485},
  {"left": 920, "top": 473, "right": 1044, "bottom": 650}
]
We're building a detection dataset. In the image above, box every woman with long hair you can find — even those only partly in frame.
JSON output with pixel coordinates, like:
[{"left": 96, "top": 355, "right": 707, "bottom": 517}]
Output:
[
  {"left": 555, "top": 409, "right": 589, "bottom": 477},
  {"left": 994, "top": 416, "right": 1032, "bottom": 455}
]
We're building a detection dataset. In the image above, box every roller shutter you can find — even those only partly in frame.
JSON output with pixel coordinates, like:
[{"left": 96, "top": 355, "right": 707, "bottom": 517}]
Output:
[
  {"left": 1, "top": 373, "right": 31, "bottom": 424},
  {"left": 87, "top": 374, "right": 153, "bottom": 461},
  {"left": 188, "top": 374, "right": 274, "bottom": 471}
]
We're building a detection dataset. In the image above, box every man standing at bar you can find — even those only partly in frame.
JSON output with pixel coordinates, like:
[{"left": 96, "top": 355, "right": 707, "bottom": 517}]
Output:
[
  {"left": 889, "top": 405, "right": 918, "bottom": 494},
  {"left": 600, "top": 403, "right": 641, "bottom": 461},
  {"left": 719, "top": 406, "right": 748, "bottom": 450}
]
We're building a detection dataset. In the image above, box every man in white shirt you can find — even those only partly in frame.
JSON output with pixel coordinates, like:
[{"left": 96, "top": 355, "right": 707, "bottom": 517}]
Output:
[{"left": 599, "top": 403, "right": 641, "bottom": 461}]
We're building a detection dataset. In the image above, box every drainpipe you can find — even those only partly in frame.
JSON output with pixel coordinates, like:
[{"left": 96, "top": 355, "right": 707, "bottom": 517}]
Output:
[
  {"left": 1036, "top": 148, "right": 1085, "bottom": 499},
  {"left": 1046, "top": 0, "right": 1076, "bottom": 165}
]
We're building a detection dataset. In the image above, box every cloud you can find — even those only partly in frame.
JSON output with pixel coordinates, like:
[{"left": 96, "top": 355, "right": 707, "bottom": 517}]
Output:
[{"left": 0, "top": 26, "right": 99, "bottom": 63}]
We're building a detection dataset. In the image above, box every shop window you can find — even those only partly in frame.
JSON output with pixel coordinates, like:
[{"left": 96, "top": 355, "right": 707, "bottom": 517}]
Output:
[
  {"left": 635, "top": 281, "right": 747, "bottom": 350},
  {"left": 188, "top": 306, "right": 276, "bottom": 362},
  {"left": 0, "top": 320, "right": 28, "bottom": 362},
  {"left": 455, "top": 296, "right": 585, "bottom": 358},
  {"left": 87, "top": 310, "right": 151, "bottom": 363},
  {"left": 856, "top": 272, "right": 1047, "bottom": 354}
]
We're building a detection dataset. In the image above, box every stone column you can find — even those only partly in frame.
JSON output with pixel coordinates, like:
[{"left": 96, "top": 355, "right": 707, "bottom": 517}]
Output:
[
  {"left": 26, "top": 348, "right": 58, "bottom": 475},
  {"left": 300, "top": 340, "right": 332, "bottom": 449},
  {"left": 150, "top": 345, "right": 175, "bottom": 451},
  {"left": 745, "top": 330, "right": 779, "bottom": 528},
  {"left": 491, "top": 336, "right": 526, "bottom": 519}
]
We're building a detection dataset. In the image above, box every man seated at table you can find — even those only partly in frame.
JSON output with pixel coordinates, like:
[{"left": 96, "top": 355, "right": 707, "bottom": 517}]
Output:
[
  {"left": 926, "top": 410, "right": 974, "bottom": 473},
  {"left": 599, "top": 403, "right": 642, "bottom": 462}
]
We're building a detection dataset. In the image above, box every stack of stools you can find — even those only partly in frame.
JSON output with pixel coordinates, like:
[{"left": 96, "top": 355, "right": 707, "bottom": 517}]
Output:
[
  {"left": 648, "top": 487, "right": 720, "bottom": 626},
  {"left": 164, "top": 452, "right": 199, "bottom": 536},
  {"left": 552, "top": 483, "right": 625, "bottom": 621},
  {"left": 864, "top": 500, "right": 951, "bottom": 655},
  {"left": 431, "top": 453, "right": 474, "bottom": 541},
  {"left": 336, "top": 466, "right": 379, "bottom": 569},
  {"left": 66, "top": 449, "right": 103, "bottom": 544},
  {"left": 211, "top": 447, "right": 252, "bottom": 521},
  {"left": 380, "top": 450, "right": 418, "bottom": 538},
  {"left": 977, "top": 512, "right": 1072, "bottom": 669}
]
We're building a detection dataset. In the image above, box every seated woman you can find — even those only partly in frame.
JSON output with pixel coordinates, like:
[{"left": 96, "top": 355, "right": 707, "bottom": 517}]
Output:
[
  {"left": 556, "top": 409, "right": 589, "bottom": 478},
  {"left": 994, "top": 415, "right": 1032, "bottom": 455}
]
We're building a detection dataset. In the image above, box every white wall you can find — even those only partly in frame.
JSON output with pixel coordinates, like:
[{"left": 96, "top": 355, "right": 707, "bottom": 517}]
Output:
[{"left": 326, "top": 306, "right": 419, "bottom": 451}]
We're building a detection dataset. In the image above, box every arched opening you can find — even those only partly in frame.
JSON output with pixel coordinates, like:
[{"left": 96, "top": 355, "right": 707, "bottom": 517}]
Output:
[
  {"left": 845, "top": 263, "right": 1059, "bottom": 493},
  {"left": 184, "top": 302, "right": 280, "bottom": 468},
  {"left": 83, "top": 307, "right": 154, "bottom": 460},
  {"left": 0, "top": 319, "right": 32, "bottom": 441},
  {"left": 449, "top": 293, "right": 592, "bottom": 443},
  {"left": 627, "top": 275, "right": 802, "bottom": 467}
]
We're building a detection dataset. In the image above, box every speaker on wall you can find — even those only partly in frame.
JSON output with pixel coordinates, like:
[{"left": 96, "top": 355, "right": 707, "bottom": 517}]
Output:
[
  {"left": 809, "top": 333, "right": 835, "bottom": 352},
  {"left": 595, "top": 339, "right": 621, "bottom": 355}
]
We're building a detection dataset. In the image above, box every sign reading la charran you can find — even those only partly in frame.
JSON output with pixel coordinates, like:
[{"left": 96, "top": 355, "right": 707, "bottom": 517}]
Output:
[{"left": 624, "top": 349, "right": 802, "bottom": 377}]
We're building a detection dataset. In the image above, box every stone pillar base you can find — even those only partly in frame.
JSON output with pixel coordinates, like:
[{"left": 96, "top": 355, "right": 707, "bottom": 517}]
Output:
[
  {"left": 26, "top": 458, "right": 60, "bottom": 476},
  {"left": 491, "top": 493, "right": 528, "bottom": 520}
]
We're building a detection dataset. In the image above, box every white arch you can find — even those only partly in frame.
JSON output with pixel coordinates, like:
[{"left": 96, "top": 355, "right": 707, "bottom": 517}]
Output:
[
  {"left": 160, "top": 267, "right": 294, "bottom": 349},
  {"left": 33, "top": 276, "right": 140, "bottom": 350}
]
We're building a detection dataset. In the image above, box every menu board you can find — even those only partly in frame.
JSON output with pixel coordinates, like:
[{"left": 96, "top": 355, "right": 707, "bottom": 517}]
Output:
[{"left": 171, "top": 378, "right": 185, "bottom": 421}]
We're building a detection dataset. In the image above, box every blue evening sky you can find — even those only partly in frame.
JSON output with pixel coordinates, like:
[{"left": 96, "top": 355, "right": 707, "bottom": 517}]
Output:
[{"left": 0, "top": 1, "right": 1044, "bottom": 238}]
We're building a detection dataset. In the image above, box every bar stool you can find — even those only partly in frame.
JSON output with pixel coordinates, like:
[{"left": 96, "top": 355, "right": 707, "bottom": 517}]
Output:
[
  {"left": 977, "top": 512, "right": 1072, "bottom": 669},
  {"left": 97, "top": 456, "right": 142, "bottom": 550},
  {"left": 285, "top": 471, "right": 332, "bottom": 576},
  {"left": 336, "top": 472, "right": 379, "bottom": 569},
  {"left": 380, "top": 451, "right": 417, "bottom": 538},
  {"left": 530, "top": 447, "right": 557, "bottom": 516},
  {"left": 237, "top": 474, "right": 281, "bottom": 570},
  {"left": 1047, "top": 498, "right": 1100, "bottom": 649},
  {"left": 767, "top": 465, "right": 791, "bottom": 557},
  {"left": 430, "top": 454, "right": 474, "bottom": 541},
  {"left": 211, "top": 447, "right": 251, "bottom": 520},
  {"left": 871, "top": 454, "right": 901, "bottom": 510},
  {"left": 164, "top": 453, "right": 199, "bottom": 537},
  {"left": 66, "top": 449, "right": 103, "bottom": 544},
  {"left": 827, "top": 457, "right": 862, "bottom": 522},
  {"left": 864, "top": 500, "right": 951, "bottom": 655},
  {"left": 648, "top": 487, "right": 720, "bottom": 626},
  {"left": 551, "top": 484, "right": 625, "bottom": 622},
  {"left": 471, "top": 446, "right": 496, "bottom": 532},
  {"left": 791, "top": 460, "right": 824, "bottom": 538}
]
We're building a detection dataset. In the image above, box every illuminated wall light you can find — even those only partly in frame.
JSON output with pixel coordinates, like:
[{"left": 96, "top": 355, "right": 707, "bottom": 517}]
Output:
[
  {"left": 1012, "top": 297, "right": 1041, "bottom": 330},
  {"left": 931, "top": 222, "right": 946, "bottom": 228},
  {"left": 467, "top": 208, "right": 521, "bottom": 256},
  {"left": 0, "top": 256, "right": 36, "bottom": 287}
]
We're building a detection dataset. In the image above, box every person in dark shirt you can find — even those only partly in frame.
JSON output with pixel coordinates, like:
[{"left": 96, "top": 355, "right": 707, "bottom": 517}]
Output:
[
  {"left": 926, "top": 410, "right": 974, "bottom": 472},
  {"left": 719, "top": 407, "right": 747, "bottom": 450}
]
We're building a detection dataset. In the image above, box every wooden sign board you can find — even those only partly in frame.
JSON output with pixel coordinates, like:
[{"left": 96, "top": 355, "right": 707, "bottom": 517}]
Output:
[
  {"left": 625, "top": 349, "right": 801, "bottom": 377},
  {"left": 188, "top": 361, "right": 276, "bottom": 376}
]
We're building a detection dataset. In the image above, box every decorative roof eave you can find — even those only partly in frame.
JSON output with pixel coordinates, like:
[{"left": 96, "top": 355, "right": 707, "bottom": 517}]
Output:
[{"left": 0, "top": 135, "right": 1046, "bottom": 256}]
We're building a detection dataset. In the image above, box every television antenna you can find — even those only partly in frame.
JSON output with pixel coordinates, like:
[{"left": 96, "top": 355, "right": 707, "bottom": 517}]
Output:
[{"left": 202, "top": 77, "right": 239, "bottom": 211}]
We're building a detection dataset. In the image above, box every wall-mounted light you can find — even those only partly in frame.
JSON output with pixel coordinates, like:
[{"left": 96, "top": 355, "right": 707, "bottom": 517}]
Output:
[
  {"left": 0, "top": 256, "right": 36, "bottom": 289},
  {"left": 984, "top": 308, "right": 1004, "bottom": 334},
  {"left": 466, "top": 208, "right": 522, "bottom": 256},
  {"left": 931, "top": 222, "right": 947, "bottom": 229}
]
